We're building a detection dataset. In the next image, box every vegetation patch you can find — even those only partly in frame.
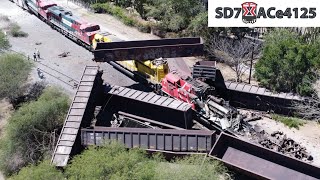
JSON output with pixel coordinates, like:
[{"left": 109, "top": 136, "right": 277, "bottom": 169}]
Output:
[
  {"left": 91, "top": 3, "right": 150, "bottom": 31},
  {"left": 271, "top": 114, "right": 306, "bottom": 129},
  {"left": 8, "top": 23, "right": 28, "bottom": 37},
  {"left": 9, "top": 141, "right": 229, "bottom": 179},
  {"left": 8, "top": 161, "right": 64, "bottom": 180},
  {"left": 0, "top": 31, "right": 10, "bottom": 51},
  {"left": 254, "top": 29, "right": 320, "bottom": 96},
  {"left": 0, "top": 87, "right": 70, "bottom": 176},
  {"left": 0, "top": 15, "right": 10, "bottom": 22},
  {"left": 0, "top": 53, "right": 32, "bottom": 99}
]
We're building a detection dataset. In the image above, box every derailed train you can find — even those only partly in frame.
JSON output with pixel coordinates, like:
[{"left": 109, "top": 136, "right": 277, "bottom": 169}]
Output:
[{"left": 11, "top": 0, "right": 304, "bottom": 115}]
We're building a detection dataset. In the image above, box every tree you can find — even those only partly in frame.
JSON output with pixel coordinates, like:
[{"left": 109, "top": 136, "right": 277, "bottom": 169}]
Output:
[
  {"left": 145, "top": 0, "right": 205, "bottom": 32},
  {"left": 0, "top": 87, "right": 70, "bottom": 175},
  {"left": 8, "top": 161, "right": 64, "bottom": 180},
  {"left": 0, "top": 30, "right": 10, "bottom": 51},
  {"left": 0, "top": 53, "right": 32, "bottom": 99},
  {"left": 254, "top": 29, "right": 320, "bottom": 95},
  {"left": 206, "top": 35, "right": 261, "bottom": 82}
]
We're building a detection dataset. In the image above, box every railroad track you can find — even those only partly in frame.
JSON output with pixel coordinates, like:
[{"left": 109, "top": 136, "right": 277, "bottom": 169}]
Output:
[{"left": 8, "top": 49, "right": 80, "bottom": 89}]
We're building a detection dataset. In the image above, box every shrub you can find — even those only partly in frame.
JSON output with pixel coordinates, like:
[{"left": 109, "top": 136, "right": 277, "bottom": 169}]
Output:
[
  {"left": 0, "top": 87, "right": 70, "bottom": 175},
  {"left": 8, "top": 161, "right": 64, "bottom": 180},
  {"left": 0, "top": 53, "right": 32, "bottom": 99},
  {"left": 0, "top": 30, "right": 11, "bottom": 51},
  {"left": 0, "top": 15, "right": 10, "bottom": 21},
  {"left": 156, "top": 155, "right": 230, "bottom": 180},
  {"left": 271, "top": 114, "right": 306, "bottom": 129},
  {"left": 65, "top": 141, "right": 156, "bottom": 180},
  {"left": 91, "top": 3, "right": 149, "bottom": 30},
  {"left": 9, "top": 23, "right": 28, "bottom": 37},
  {"left": 136, "top": 22, "right": 151, "bottom": 33}
]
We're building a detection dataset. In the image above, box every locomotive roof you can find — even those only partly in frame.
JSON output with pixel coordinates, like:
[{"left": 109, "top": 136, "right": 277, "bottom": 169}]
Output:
[
  {"left": 166, "top": 73, "right": 180, "bottom": 84},
  {"left": 38, "top": 0, "right": 56, "bottom": 8},
  {"left": 47, "top": 6, "right": 99, "bottom": 29}
]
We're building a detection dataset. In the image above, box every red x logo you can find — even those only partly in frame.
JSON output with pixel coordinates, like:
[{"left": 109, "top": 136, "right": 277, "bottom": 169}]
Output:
[{"left": 242, "top": 2, "right": 257, "bottom": 16}]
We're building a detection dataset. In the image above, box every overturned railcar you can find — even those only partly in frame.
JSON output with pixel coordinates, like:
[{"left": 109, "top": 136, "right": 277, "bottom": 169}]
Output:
[{"left": 100, "top": 85, "right": 194, "bottom": 129}]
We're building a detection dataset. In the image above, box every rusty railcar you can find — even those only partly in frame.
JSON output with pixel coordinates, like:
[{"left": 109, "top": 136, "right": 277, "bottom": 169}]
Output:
[
  {"left": 102, "top": 85, "right": 194, "bottom": 129},
  {"left": 81, "top": 127, "right": 215, "bottom": 153},
  {"left": 209, "top": 133, "right": 320, "bottom": 180}
]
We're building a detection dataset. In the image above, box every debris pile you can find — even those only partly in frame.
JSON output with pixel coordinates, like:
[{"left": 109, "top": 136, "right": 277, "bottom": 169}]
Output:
[
  {"left": 58, "top": 52, "right": 70, "bottom": 58},
  {"left": 259, "top": 131, "right": 313, "bottom": 162},
  {"left": 202, "top": 100, "right": 314, "bottom": 162}
]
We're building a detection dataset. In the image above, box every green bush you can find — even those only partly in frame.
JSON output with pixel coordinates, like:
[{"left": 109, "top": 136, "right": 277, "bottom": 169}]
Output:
[
  {"left": 65, "top": 141, "right": 156, "bottom": 180},
  {"left": 0, "top": 87, "right": 70, "bottom": 175},
  {"left": 255, "top": 29, "right": 319, "bottom": 96},
  {"left": 91, "top": 3, "right": 148, "bottom": 30},
  {"left": 8, "top": 161, "right": 64, "bottom": 180},
  {"left": 271, "top": 114, "right": 306, "bottom": 129},
  {"left": 156, "top": 155, "right": 229, "bottom": 180},
  {"left": 9, "top": 23, "right": 28, "bottom": 37},
  {"left": 0, "top": 30, "right": 11, "bottom": 51},
  {"left": 65, "top": 141, "right": 229, "bottom": 180},
  {"left": 0, "top": 53, "right": 32, "bottom": 99},
  {"left": 137, "top": 22, "right": 151, "bottom": 33}
]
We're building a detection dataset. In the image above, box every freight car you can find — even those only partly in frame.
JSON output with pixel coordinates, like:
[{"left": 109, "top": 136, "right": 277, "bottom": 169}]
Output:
[
  {"left": 210, "top": 133, "right": 320, "bottom": 180},
  {"left": 81, "top": 127, "right": 215, "bottom": 153},
  {"left": 102, "top": 84, "right": 194, "bottom": 129},
  {"left": 221, "top": 81, "right": 304, "bottom": 115}
]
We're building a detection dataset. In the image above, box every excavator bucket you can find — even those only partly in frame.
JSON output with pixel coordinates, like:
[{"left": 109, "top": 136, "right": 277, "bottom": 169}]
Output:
[{"left": 93, "top": 37, "right": 204, "bottom": 62}]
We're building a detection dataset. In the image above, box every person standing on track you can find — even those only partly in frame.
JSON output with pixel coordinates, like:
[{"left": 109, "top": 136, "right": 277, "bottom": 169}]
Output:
[
  {"left": 33, "top": 52, "right": 37, "bottom": 62},
  {"left": 36, "top": 48, "right": 40, "bottom": 59}
]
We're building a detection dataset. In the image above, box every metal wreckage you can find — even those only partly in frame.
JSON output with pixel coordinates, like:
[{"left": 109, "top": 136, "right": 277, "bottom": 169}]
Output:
[{"left": 47, "top": 39, "right": 319, "bottom": 179}]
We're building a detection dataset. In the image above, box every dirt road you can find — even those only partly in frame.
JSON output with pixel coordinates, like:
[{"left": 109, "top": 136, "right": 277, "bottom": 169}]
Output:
[{"left": 0, "top": 1, "right": 141, "bottom": 97}]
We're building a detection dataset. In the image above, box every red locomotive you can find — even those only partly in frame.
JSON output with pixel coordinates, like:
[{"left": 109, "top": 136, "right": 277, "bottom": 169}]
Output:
[{"left": 24, "top": 0, "right": 111, "bottom": 49}]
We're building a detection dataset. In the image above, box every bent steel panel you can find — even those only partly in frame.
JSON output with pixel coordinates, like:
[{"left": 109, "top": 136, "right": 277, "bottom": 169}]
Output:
[
  {"left": 81, "top": 127, "right": 215, "bottom": 152},
  {"left": 209, "top": 133, "right": 320, "bottom": 180},
  {"left": 93, "top": 38, "right": 204, "bottom": 62},
  {"left": 51, "top": 66, "right": 99, "bottom": 167}
]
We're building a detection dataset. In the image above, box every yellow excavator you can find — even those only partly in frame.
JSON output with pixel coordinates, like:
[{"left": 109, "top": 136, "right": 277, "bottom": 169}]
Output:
[{"left": 93, "top": 33, "right": 169, "bottom": 84}]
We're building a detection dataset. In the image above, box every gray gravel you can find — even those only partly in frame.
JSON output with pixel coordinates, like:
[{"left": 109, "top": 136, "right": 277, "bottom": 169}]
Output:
[{"left": 0, "top": 0, "right": 137, "bottom": 96}]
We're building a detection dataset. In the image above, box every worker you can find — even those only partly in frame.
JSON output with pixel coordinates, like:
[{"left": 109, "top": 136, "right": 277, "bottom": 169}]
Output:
[
  {"left": 33, "top": 52, "right": 37, "bottom": 62},
  {"left": 36, "top": 49, "right": 40, "bottom": 59}
]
